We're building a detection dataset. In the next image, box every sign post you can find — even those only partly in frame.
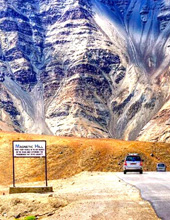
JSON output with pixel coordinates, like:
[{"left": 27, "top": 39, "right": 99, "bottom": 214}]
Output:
[{"left": 12, "top": 140, "right": 48, "bottom": 187}]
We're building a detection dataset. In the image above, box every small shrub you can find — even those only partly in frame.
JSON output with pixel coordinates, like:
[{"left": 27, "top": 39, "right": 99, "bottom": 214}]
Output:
[{"left": 24, "top": 216, "right": 36, "bottom": 220}]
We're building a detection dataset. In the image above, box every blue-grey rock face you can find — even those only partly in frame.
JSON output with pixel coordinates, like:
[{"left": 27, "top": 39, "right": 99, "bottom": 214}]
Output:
[{"left": 0, "top": 0, "right": 170, "bottom": 142}]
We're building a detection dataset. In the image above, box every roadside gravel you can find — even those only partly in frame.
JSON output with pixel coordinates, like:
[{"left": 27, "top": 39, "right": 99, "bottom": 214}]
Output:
[
  {"left": 0, "top": 172, "right": 159, "bottom": 220},
  {"left": 44, "top": 172, "right": 159, "bottom": 220}
]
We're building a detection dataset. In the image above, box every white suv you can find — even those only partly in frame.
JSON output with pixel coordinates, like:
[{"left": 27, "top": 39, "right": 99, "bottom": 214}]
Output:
[
  {"left": 156, "top": 163, "right": 166, "bottom": 172},
  {"left": 123, "top": 153, "right": 143, "bottom": 174}
]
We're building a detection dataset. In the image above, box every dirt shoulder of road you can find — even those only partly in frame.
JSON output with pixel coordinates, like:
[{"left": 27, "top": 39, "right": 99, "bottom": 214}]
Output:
[{"left": 0, "top": 172, "right": 159, "bottom": 220}]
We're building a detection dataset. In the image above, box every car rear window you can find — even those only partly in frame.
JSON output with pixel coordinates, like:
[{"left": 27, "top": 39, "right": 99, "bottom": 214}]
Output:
[
  {"left": 158, "top": 164, "right": 165, "bottom": 167},
  {"left": 126, "top": 156, "right": 141, "bottom": 161}
]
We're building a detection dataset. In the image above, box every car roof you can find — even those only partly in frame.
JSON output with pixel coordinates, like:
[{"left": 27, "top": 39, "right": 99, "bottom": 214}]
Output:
[{"left": 127, "top": 153, "right": 140, "bottom": 156}]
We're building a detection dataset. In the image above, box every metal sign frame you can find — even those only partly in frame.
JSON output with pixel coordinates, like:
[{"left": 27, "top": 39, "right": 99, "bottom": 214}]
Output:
[{"left": 12, "top": 140, "right": 48, "bottom": 187}]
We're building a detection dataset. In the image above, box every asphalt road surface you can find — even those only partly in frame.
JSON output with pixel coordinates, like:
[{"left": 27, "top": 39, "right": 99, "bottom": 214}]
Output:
[{"left": 117, "top": 172, "right": 170, "bottom": 220}]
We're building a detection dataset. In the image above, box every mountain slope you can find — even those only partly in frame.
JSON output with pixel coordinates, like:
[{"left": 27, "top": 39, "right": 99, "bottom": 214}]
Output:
[
  {"left": 0, "top": 131, "right": 170, "bottom": 186},
  {"left": 0, "top": 0, "right": 170, "bottom": 142}
]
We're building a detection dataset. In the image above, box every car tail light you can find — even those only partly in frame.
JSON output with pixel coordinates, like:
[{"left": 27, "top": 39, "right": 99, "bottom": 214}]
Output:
[
  {"left": 124, "top": 161, "right": 127, "bottom": 166},
  {"left": 140, "top": 161, "right": 143, "bottom": 166}
]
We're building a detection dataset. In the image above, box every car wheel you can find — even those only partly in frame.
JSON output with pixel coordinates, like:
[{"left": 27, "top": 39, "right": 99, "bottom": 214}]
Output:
[
  {"left": 140, "top": 170, "right": 143, "bottom": 174},
  {"left": 124, "top": 171, "right": 126, "bottom": 174}
]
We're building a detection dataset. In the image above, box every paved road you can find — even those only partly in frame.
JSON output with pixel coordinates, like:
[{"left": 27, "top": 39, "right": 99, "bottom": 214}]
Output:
[{"left": 117, "top": 172, "right": 170, "bottom": 220}]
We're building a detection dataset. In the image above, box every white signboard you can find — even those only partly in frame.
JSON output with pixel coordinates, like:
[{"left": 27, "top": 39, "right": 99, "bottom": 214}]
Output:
[{"left": 13, "top": 141, "right": 46, "bottom": 157}]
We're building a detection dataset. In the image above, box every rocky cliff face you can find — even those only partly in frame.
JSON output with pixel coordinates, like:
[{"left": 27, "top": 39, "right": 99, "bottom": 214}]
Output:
[{"left": 0, "top": 0, "right": 170, "bottom": 142}]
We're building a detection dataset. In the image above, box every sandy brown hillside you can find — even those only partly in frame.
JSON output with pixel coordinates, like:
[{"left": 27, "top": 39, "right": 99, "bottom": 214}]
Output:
[{"left": 0, "top": 131, "right": 170, "bottom": 186}]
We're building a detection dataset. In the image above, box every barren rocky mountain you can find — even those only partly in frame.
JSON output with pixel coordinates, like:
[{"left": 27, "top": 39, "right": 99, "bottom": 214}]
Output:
[{"left": 0, "top": 0, "right": 170, "bottom": 142}]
